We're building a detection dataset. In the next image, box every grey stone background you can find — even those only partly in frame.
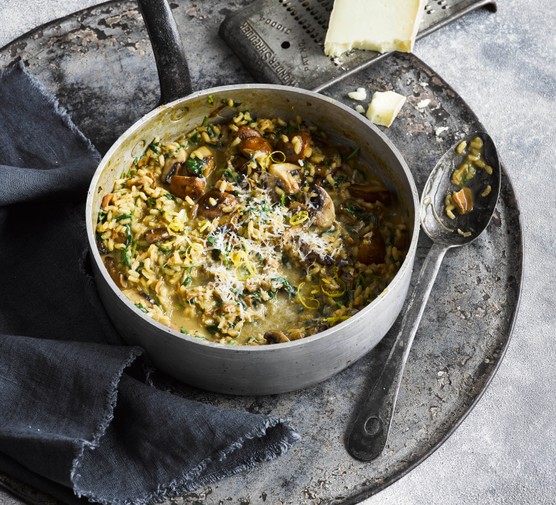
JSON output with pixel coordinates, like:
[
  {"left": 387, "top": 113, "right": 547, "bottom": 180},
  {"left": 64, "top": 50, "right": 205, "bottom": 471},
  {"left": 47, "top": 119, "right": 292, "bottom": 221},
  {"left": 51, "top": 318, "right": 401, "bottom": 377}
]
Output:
[{"left": 0, "top": 0, "right": 554, "bottom": 504}]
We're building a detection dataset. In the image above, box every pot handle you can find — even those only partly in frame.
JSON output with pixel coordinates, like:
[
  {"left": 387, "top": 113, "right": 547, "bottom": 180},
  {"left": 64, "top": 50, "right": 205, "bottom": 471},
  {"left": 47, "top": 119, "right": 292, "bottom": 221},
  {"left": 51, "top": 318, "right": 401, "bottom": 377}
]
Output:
[{"left": 137, "top": 0, "right": 192, "bottom": 104}]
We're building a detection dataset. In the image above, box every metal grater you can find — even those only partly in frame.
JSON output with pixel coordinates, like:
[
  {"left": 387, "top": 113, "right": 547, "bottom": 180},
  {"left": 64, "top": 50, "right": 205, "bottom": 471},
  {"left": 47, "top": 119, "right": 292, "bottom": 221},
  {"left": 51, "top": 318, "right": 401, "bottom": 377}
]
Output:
[{"left": 219, "top": 0, "right": 497, "bottom": 91}]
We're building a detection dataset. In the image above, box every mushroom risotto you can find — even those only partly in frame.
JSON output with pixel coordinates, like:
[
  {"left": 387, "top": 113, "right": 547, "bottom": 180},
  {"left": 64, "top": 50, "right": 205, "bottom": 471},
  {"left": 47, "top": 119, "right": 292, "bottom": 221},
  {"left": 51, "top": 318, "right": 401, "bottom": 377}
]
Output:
[{"left": 96, "top": 102, "right": 408, "bottom": 345}]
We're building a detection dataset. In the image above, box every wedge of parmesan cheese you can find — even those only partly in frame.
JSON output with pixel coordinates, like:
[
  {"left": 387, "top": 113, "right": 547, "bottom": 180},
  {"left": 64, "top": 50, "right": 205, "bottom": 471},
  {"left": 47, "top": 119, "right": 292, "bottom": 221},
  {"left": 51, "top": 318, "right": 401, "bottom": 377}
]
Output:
[
  {"left": 324, "top": 0, "right": 426, "bottom": 58},
  {"left": 366, "top": 91, "right": 407, "bottom": 127}
]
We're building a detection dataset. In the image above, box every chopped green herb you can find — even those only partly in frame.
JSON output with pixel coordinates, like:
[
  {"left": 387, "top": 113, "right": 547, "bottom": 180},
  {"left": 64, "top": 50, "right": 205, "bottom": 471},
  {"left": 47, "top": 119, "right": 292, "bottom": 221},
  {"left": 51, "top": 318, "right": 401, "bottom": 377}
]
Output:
[
  {"left": 121, "top": 248, "right": 132, "bottom": 268},
  {"left": 115, "top": 212, "right": 133, "bottom": 222},
  {"left": 344, "top": 202, "right": 378, "bottom": 225},
  {"left": 272, "top": 276, "right": 297, "bottom": 297},
  {"left": 185, "top": 156, "right": 205, "bottom": 176},
  {"left": 148, "top": 141, "right": 159, "bottom": 154},
  {"left": 123, "top": 223, "right": 133, "bottom": 247},
  {"left": 223, "top": 169, "right": 239, "bottom": 182},
  {"left": 135, "top": 303, "right": 148, "bottom": 313},
  {"left": 206, "top": 324, "right": 219, "bottom": 334}
]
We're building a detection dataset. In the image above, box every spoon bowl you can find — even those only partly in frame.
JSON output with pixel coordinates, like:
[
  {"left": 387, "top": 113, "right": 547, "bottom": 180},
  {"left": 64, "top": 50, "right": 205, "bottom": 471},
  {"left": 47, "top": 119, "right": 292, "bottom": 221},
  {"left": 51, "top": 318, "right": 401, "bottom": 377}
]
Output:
[
  {"left": 346, "top": 131, "right": 501, "bottom": 461},
  {"left": 421, "top": 132, "right": 501, "bottom": 246}
]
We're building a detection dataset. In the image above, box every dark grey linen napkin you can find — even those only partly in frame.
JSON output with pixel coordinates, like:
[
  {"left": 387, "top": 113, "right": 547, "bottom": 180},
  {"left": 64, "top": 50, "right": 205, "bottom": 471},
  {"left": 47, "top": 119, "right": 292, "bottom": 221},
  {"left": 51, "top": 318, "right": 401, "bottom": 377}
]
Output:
[{"left": 0, "top": 61, "right": 300, "bottom": 505}]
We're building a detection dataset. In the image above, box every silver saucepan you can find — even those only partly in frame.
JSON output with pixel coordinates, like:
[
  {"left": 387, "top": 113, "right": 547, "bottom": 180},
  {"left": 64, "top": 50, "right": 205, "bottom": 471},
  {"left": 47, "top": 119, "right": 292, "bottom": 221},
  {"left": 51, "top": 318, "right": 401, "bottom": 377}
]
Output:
[{"left": 85, "top": 0, "right": 420, "bottom": 395}]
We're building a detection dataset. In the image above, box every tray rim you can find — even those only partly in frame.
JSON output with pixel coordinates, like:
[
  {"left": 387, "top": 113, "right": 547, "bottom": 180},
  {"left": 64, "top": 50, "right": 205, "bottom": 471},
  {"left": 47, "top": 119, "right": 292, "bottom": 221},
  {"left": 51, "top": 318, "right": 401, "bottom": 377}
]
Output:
[{"left": 331, "top": 51, "right": 524, "bottom": 504}]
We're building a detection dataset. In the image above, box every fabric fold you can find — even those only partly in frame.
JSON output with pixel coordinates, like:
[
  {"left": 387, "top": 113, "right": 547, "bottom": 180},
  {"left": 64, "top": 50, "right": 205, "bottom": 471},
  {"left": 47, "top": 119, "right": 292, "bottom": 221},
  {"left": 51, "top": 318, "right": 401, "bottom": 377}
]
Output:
[
  {"left": 0, "top": 335, "right": 144, "bottom": 489},
  {"left": 0, "top": 60, "right": 300, "bottom": 505}
]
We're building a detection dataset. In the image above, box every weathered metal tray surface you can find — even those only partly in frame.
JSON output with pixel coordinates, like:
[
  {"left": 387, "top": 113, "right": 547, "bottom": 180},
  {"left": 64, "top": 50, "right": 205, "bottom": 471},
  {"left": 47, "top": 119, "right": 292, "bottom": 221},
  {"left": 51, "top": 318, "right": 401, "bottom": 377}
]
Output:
[{"left": 0, "top": 1, "right": 522, "bottom": 504}]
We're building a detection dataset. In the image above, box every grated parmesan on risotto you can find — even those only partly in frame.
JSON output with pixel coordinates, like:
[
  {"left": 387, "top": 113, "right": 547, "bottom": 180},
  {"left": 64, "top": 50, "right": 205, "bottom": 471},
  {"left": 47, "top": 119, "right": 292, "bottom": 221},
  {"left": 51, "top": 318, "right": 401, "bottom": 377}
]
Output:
[{"left": 96, "top": 100, "right": 408, "bottom": 345}]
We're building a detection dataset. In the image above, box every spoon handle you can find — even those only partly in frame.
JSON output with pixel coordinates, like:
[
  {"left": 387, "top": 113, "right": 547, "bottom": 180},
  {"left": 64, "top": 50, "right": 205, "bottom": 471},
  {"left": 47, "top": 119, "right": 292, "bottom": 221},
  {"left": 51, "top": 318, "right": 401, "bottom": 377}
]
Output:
[{"left": 346, "top": 241, "right": 449, "bottom": 461}]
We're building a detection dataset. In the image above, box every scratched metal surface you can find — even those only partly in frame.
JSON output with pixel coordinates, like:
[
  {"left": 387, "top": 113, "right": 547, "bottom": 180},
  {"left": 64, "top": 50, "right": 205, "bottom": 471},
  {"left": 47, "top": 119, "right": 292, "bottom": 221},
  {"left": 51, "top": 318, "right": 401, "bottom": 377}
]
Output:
[
  {"left": 219, "top": 0, "right": 497, "bottom": 90},
  {"left": 0, "top": 1, "right": 522, "bottom": 504}
]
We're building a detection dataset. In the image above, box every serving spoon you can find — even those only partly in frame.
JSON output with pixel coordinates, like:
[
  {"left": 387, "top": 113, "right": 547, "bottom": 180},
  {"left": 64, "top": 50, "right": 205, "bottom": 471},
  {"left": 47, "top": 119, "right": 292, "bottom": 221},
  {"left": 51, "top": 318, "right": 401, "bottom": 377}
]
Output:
[{"left": 346, "top": 131, "right": 501, "bottom": 461}]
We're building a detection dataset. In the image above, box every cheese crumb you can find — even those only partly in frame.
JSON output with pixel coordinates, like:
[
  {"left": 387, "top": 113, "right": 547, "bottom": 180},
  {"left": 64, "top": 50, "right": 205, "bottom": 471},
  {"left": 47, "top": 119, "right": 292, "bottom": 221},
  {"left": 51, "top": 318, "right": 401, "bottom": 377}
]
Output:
[
  {"left": 366, "top": 91, "right": 407, "bottom": 128},
  {"left": 324, "top": 0, "right": 426, "bottom": 58},
  {"left": 347, "top": 87, "right": 367, "bottom": 101}
]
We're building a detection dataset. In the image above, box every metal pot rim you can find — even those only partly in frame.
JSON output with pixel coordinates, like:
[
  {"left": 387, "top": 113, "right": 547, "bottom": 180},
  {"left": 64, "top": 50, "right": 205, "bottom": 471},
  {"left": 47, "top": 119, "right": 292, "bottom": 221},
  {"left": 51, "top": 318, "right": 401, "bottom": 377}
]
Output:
[{"left": 85, "top": 83, "right": 420, "bottom": 353}]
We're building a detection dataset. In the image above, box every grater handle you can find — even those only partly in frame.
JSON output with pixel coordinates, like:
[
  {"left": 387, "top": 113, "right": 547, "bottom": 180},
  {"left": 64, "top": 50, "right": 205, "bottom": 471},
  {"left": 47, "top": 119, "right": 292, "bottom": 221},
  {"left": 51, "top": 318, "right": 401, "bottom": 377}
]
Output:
[{"left": 137, "top": 0, "right": 192, "bottom": 104}]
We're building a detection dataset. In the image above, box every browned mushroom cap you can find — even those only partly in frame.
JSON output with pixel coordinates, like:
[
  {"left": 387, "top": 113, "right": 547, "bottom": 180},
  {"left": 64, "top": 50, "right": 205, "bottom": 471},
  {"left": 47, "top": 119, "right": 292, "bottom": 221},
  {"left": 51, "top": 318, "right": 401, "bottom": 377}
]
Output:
[
  {"left": 348, "top": 184, "right": 392, "bottom": 205},
  {"left": 276, "top": 131, "right": 313, "bottom": 164},
  {"left": 101, "top": 193, "right": 114, "bottom": 208},
  {"left": 310, "top": 185, "right": 336, "bottom": 229},
  {"left": 268, "top": 163, "right": 300, "bottom": 194},
  {"left": 235, "top": 125, "right": 262, "bottom": 141},
  {"left": 169, "top": 175, "right": 206, "bottom": 200},
  {"left": 197, "top": 190, "right": 237, "bottom": 219},
  {"left": 144, "top": 228, "right": 170, "bottom": 244},
  {"left": 187, "top": 146, "right": 216, "bottom": 178},
  {"left": 230, "top": 154, "right": 250, "bottom": 173},
  {"left": 357, "top": 228, "right": 386, "bottom": 265},
  {"left": 237, "top": 136, "right": 272, "bottom": 161},
  {"left": 264, "top": 330, "right": 290, "bottom": 344}
]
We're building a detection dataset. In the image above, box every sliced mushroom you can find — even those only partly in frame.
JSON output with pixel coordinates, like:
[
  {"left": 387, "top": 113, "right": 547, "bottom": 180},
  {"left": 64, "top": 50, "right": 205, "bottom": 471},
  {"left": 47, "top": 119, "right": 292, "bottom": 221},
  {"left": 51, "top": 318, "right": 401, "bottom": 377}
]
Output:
[
  {"left": 451, "top": 187, "right": 473, "bottom": 215},
  {"left": 186, "top": 146, "right": 215, "bottom": 177},
  {"left": 237, "top": 136, "right": 272, "bottom": 161},
  {"left": 104, "top": 256, "right": 123, "bottom": 287},
  {"left": 348, "top": 184, "right": 392, "bottom": 205},
  {"left": 161, "top": 147, "right": 187, "bottom": 183},
  {"left": 264, "top": 330, "right": 290, "bottom": 344},
  {"left": 357, "top": 229, "right": 386, "bottom": 265},
  {"left": 101, "top": 193, "right": 114, "bottom": 208},
  {"left": 230, "top": 154, "right": 250, "bottom": 173},
  {"left": 276, "top": 131, "right": 312, "bottom": 164},
  {"left": 169, "top": 175, "right": 206, "bottom": 200},
  {"left": 310, "top": 185, "right": 336, "bottom": 229},
  {"left": 163, "top": 162, "right": 181, "bottom": 184},
  {"left": 235, "top": 125, "right": 261, "bottom": 141},
  {"left": 197, "top": 190, "right": 237, "bottom": 219},
  {"left": 268, "top": 163, "right": 300, "bottom": 194},
  {"left": 144, "top": 228, "right": 170, "bottom": 244}
]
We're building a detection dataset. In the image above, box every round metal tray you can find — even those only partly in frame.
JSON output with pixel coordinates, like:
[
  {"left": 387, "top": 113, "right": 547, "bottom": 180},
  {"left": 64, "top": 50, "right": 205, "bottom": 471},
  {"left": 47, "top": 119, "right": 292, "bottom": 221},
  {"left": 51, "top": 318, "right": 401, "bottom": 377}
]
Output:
[{"left": 0, "top": 1, "right": 522, "bottom": 504}]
